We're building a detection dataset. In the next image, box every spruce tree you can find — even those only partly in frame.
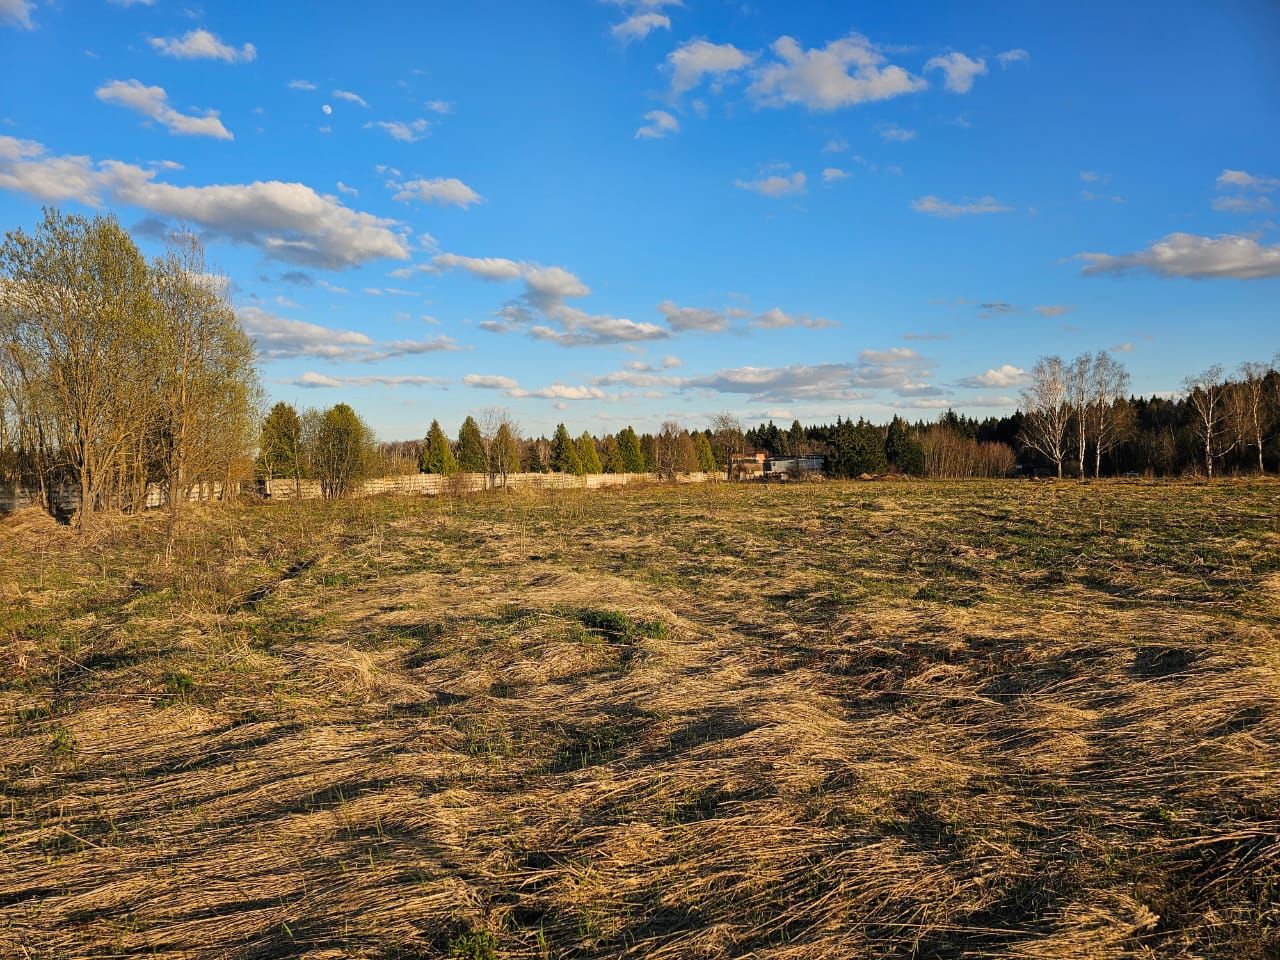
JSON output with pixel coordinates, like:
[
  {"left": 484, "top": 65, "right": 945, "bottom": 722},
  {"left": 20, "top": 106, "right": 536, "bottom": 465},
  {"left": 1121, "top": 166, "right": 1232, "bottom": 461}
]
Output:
[
  {"left": 551, "top": 423, "right": 584, "bottom": 474},
  {"left": 525, "top": 440, "right": 548, "bottom": 473},
  {"left": 576, "top": 431, "right": 602, "bottom": 474},
  {"left": 601, "top": 435, "right": 625, "bottom": 473},
  {"left": 491, "top": 422, "right": 521, "bottom": 483},
  {"left": 640, "top": 434, "right": 658, "bottom": 472},
  {"left": 694, "top": 432, "right": 717, "bottom": 472},
  {"left": 420, "top": 419, "right": 457, "bottom": 474},
  {"left": 617, "top": 426, "right": 644, "bottom": 473},
  {"left": 455, "top": 415, "right": 487, "bottom": 472}
]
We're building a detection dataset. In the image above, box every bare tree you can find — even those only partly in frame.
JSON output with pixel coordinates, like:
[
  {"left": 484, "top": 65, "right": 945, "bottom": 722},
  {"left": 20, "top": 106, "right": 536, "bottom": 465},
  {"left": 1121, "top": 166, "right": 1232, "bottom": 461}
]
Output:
[
  {"left": 478, "top": 407, "right": 521, "bottom": 487},
  {"left": 709, "top": 411, "right": 744, "bottom": 470},
  {"left": 1234, "top": 359, "right": 1277, "bottom": 474},
  {"left": 656, "top": 420, "right": 683, "bottom": 481},
  {"left": 1018, "top": 355, "right": 1071, "bottom": 478},
  {"left": 1067, "top": 352, "right": 1093, "bottom": 479},
  {"left": 1089, "top": 351, "right": 1132, "bottom": 477},
  {"left": 1184, "top": 365, "right": 1237, "bottom": 478}
]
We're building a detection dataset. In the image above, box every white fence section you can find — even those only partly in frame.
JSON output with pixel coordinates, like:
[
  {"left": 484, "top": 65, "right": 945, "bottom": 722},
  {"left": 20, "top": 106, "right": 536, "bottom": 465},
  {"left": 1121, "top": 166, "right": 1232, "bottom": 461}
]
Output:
[{"left": 1, "top": 471, "right": 726, "bottom": 514}]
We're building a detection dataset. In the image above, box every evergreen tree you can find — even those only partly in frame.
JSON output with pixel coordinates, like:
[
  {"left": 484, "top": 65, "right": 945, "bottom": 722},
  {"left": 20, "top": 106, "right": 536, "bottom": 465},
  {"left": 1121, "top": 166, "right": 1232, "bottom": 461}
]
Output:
[
  {"left": 308, "top": 403, "right": 376, "bottom": 498},
  {"left": 694, "top": 432, "right": 718, "bottom": 472},
  {"left": 676, "top": 431, "right": 699, "bottom": 473},
  {"left": 830, "top": 418, "right": 888, "bottom": 477},
  {"left": 788, "top": 420, "right": 806, "bottom": 455},
  {"left": 640, "top": 433, "right": 658, "bottom": 472},
  {"left": 525, "top": 439, "right": 548, "bottom": 473},
  {"left": 258, "top": 401, "right": 304, "bottom": 489},
  {"left": 576, "top": 431, "right": 602, "bottom": 473},
  {"left": 600, "top": 435, "right": 625, "bottom": 473},
  {"left": 455, "top": 415, "right": 487, "bottom": 472},
  {"left": 551, "top": 423, "right": 584, "bottom": 474},
  {"left": 617, "top": 426, "right": 644, "bottom": 472},
  {"left": 419, "top": 419, "right": 457, "bottom": 474},
  {"left": 883, "top": 416, "right": 924, "bottom": 475}
]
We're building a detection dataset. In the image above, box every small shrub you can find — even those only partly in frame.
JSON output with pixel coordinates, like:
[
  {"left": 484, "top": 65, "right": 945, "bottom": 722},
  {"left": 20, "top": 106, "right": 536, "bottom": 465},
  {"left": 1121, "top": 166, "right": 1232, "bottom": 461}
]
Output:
[
  {"left": 448, "top": 928, "right": 498, "bottom": 960},
  {"left": 164, "top": 670, "right": 196, "bottom": 702}
]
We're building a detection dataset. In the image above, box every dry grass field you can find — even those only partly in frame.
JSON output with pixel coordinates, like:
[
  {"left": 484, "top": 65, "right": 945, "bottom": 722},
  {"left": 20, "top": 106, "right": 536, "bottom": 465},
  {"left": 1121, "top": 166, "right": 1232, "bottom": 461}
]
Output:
[{"left": 2, "top": 479, "right": 1278, "bottom": 959}]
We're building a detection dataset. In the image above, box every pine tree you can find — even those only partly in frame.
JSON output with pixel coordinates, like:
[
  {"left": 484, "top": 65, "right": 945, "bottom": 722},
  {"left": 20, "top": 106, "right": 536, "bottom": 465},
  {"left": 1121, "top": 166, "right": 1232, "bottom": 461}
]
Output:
[
  {"left": 525, "top": 440, "right": 548, "bottom": 473},
  {"left": 617, "top": 426, "right": 644, "bottom": 473},
  {"left": 455, "top": 415, "right": 487, "bottom": 472},
  {"left": 601, "top": 435, "right": 625, "bottom": 473},
  {"left": 694, "top": 432, "right": 717, "bottom": 472},
  {"left": 640, "top": 434, "right": 658, "bottom": 472},
  {"left": 788, "top": 420, "right": 806, "bottom": 455},
  {"left": 551, "top": 423, "right": 584, "bottom": 474},
  {"left": 884, "top": 416, "right": 925, "bottom": 475},
  {"left": 576, "top": 431, "right": 602, "bottom": 473},
  {"left": 676, "top": 431, "right": 698, "bottom": 473},
  {"left": 419, "top": 419, "right": 457, "bottom": 474}
]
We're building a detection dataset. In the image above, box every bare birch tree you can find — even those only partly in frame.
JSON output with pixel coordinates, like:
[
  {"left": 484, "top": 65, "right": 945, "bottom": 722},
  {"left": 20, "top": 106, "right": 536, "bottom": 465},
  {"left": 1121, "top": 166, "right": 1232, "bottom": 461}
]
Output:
[
  {"left": 1184, "top": 365, "right": 1237, "bottom": 478},
  {"left": 1234, "top": 359, "right": 1277, "bottom": 474},
  {"left": 1019, "top": 355, "right": 1071, "bottom": 478},
  {"left": 1067, "top": 352, "right": 1093, "bottom": 479},
  {"left": 1089, "top": 351, "right": 1132, "bottom": 477}
]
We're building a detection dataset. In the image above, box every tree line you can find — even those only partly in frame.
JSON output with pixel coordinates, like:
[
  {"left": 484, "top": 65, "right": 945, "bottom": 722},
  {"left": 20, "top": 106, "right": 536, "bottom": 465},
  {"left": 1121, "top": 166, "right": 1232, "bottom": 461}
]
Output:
[{"left": 0, "top": 210, "right": 259, "bottom": 529}]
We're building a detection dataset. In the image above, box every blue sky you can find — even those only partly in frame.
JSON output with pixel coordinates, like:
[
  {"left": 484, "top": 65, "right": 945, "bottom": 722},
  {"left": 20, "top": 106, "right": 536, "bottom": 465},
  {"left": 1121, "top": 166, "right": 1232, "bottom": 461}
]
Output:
[{"left": 2, "top": 0, "right": 1277, "bottom": 439}]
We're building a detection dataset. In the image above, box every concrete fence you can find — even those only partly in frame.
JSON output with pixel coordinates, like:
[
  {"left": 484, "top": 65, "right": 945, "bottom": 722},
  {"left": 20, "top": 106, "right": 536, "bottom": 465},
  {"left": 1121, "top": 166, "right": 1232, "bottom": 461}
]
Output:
[{"left": 1, "top": 470, "right": 726, "bottom": 515}]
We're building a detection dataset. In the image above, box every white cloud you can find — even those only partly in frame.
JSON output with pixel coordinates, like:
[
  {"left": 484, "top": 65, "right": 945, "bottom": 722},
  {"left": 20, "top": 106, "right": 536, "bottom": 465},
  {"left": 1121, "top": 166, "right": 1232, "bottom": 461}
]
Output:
[
  {"left": 369, "top": 119, "right": 431, "bottom": 143},
  {"left": 735, "top": 171, "right": 806, "bottom": 197},
  {"left": 668, "top": 39, "right": 755, "bottom": 95},
  {"left": 822, "top": 167, "right": 848, "bottom": 183},
  {"left": 240, "top": 307, "right": 375, "bottom": 360},
  {"left": 1215, "top": 169, "right": 1278, "bottom": 192},
  {"left": 1033, "top": 304, "right": 1074, "bottom": 317},
  {"left": 924, "top": 52, "right": 987, "bottom": 93},
  {"left": 1077, "top": 232, "right": 1280, "bottom": 280},
  {"left": 911, "top": 194, "right": 1012, "bottom": 217},
  {"left": 658, "top": 300, "right": 728, "bottom": 332},
  {"left": 288, "top": 79, "right": 317, "bottom": 91},
  {"left": 0, "top": 0, "right": 33, "bottom": 29},
  {"left": 463, "top": 374, "right": 520, "bottom": 391},
  {"left": 423, "top": 99, "right": 453, "bottom": 114},
  {"left": 437, "top": 251, "right": 665, "bottom": 346},
  {"left": 822, "top": 138, "right": 849, "bottom": 154},
  {"left": 876, "top": 121, "right": 917, "bottom": 142},
  {"left": 1080, "top": 170, "right": 1099, "bottom": 182},
  {"left": 336, "top": 180, "right": 358, "bottom": 197},
  {"left": 321, "top": 104, "right": 333, "bottom": 116},
  {"left": 291, "top": 371, "right": 447, "bottom": 389},
  {"left": 0, "top": 137, "right": 409, "bottom": 268},
  {"left": 391, "top": 176, "right": 482, "bottom": 207},
  {"left": 997, "top": 49, "right": 1029, "bottom": 67},
  {"left": 95, "top": 79, "right": 233, "bottom": 140},
  {"left": 1211, "top": 195, "right": 1271, "bottom": 213},
  {"left": 613, "top": 12, "right": 670, "bottom": 42},
  {"left": 332, "top": 89, "right": 369, "bottom": 108},
  {"left": 751, "top": 306, "right": 834, "bottom": 329},
  {"left": 635, "top": 109, "right": 679, "bottom": 139},
  {"left": 661, "top": 354, "right": 683, "bottom": 368},
  {"left": 149, "top": 29, "right": 256, "bottom": 63},
  {"left": 684, "top": 363, "right": 867, "bottom": 403},
  {"left": 957, "top": 364, "right": 1028, "bottom": 388},
  {"left": 748, "top": 33, "right": 926, "bottom": 111}
]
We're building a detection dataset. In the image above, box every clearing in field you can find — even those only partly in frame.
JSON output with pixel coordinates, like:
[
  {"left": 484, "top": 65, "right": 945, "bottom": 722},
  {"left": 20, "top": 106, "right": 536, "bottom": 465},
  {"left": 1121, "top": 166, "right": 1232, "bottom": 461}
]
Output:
[{"left": 2, "top": 480, "right": 1278, "bottom": 958}]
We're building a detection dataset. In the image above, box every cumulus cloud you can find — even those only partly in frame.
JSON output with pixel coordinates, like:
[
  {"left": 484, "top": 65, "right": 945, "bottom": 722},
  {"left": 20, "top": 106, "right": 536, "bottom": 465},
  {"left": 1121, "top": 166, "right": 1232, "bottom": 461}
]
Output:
[
  {"left": 149, "top": 29, "right": 256, "bottom": 63},
  {"left": 668, "top": 39, "right": 755, "bottom": 95},
  {"left": 735, "top": 171, "right": 806, "bottom": 197},
  {"left": 369, "top": 119, "right": 431, "bottom": 143},
  {"left": 997, "top": 49, "right": 1029, "bottom": 67},
  {"left": 1077, "top": 232, "right": 1280, "bottom": 280},
  {"left": 957, "top": 363, "right": 1028, "bottom": 388},
  {"left": 851, "top": 347, "right": 939, "bottom": 395},
  {"left": 911, "top": 194, "right": 1012, "bottom": 217},
  {"left": 239, "top": 307, "right": 375, "bottom": 360},
  {"left": 95, "top": 79, "right": 233, "bottom": 139},
  {"left": 1212, "top": 196, "right": 1272, "bottom": 213},
  {"left": 658, "top": 300, "right": 728, "bottom": 333},
  {"left": 390, "top": 176, "right": 482, "bottom": 208},
  {"left": 684, "top": 363, "right": 866, "bottom": 403},
  {"left": 437, "top": 252, "right": 665, "bottom": 346},
  {"left": 822, "top": 167, "right": 848, "bottom": 183},
  {"left": 1215, "top": 169, "right": 1280, "bottom": 192},
  {"left": 464, "top": 373, "right": 605, "bottom": 400},
  {"left": 750, "top": 307, "right": 834, "bottom": 329},
  {"left": 1, "top": 0, "right": 34, "bottom": 29},
  {"left": 613, "top": 12, "right": 670, "bottom": 42},
  {"left": 924, "top": 52, "right": 987, "bottom": 93},
  {"left": 0, "top": 136, "right": 409, "bottom": 268},
  {"left": 635, "top": 109, "right": 679, "bottom": 139},
  {"left": 748, "top": 33, "right": 926, "bottom": 111},
  {"left": 332, "top": 89, "right": 369, "bottom": 108},
  {"left": 1034, "top": 304, "right": 1074, "bottom": 317}
]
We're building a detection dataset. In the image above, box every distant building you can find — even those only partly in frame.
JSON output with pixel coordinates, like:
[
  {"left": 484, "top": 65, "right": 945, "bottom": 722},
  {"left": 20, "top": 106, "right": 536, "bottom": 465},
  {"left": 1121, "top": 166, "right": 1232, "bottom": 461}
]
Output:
[
  {"left": 765, "top": 455, "right": 827, "bottom": 478},
  {"left": 728, "top": 452, "right": 766, "bottom": 480}
]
